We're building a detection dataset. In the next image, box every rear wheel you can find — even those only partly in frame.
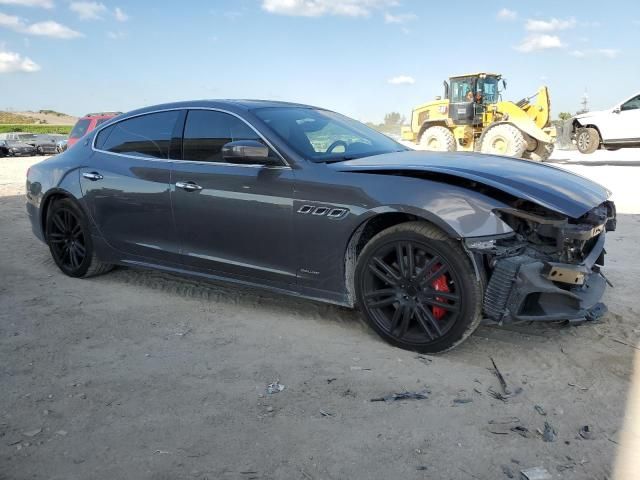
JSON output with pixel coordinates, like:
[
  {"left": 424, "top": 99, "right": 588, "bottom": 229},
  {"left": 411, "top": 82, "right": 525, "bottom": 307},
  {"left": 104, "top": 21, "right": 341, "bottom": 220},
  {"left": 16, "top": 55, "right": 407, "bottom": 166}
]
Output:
[
  {"left": 46, "top": 198, "right": 113, "bottom": 278},
  {"left": 576, "top": 128, "right": 600, "bottom": 154},
  {"left": 481, "top": 124, "right": 526, "bottom": 157},
  {"left": 355, "top": 222, "right": 482, "bottom": 353},
  {"left": 419, "top": 126, "right": 456, "bottom": 152}
]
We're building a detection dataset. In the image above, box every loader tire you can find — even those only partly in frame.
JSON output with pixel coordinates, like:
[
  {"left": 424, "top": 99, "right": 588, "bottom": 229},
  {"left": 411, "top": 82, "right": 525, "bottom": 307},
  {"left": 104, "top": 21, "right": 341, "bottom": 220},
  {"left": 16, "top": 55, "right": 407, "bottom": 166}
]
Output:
[
  {"left": 419, "top": 126, "right": 456, "bottom": 152},
  {"left": 523, "top": 141, "right": 554, "bottom": 162},
  {"left": 576, "top": 128, "right": 600, "bottom": 154},
  {"left": 480, "top": 124, "right": 526, "bottom": 158}
]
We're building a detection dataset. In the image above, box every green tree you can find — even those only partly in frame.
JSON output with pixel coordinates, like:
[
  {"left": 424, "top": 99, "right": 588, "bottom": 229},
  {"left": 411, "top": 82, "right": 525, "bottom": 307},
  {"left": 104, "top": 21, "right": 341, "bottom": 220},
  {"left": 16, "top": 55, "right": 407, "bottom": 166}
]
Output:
[
  {"left": 383, "top": 112, "right": 402, "bottom": 126},
  {"left": 558, "top": 112, "right": 572, "bottom": 121}
]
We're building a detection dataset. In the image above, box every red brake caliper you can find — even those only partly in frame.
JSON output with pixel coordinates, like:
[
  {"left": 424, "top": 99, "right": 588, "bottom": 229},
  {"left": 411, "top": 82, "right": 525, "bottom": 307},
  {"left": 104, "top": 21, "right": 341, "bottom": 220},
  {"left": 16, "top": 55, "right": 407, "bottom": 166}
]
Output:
[{"left": 430, "top": 263, "right": 450, "bottom": 320}]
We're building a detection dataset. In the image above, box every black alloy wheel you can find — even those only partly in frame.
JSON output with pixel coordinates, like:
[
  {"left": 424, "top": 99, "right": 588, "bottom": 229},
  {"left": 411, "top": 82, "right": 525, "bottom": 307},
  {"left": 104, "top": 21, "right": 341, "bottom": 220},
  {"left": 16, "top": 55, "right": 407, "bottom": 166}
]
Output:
[
  {"left": 355, "top": 222, "right": 482, "bottom": 353},
  {"left": 45, "top": 198, "right": 112, "bottom": 278}
]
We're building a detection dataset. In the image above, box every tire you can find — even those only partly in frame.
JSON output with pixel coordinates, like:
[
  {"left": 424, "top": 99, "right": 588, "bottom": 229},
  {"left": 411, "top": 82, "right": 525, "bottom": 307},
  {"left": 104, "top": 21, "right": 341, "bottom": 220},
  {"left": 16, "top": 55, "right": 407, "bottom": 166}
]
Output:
[
  {"left": 419, "top": 126, "right": 456, "bottom": 152},
  {"left": 576, "top": 128, "right": 600, "bottom": 154},
  {"left": 523, "top": 141, "right": 554, "bottom": 162},
  {"left": 480, "top": 124, "right": 526, "bottom": 157},
  {"left": 36, "top": 146, "right": 43, "bottom": 155},
  {"left": 354, "top": 221, "right": 483, "bottom": 353},
  {"left": 45, "top": 198, "right": 113, "bottom": 278}
]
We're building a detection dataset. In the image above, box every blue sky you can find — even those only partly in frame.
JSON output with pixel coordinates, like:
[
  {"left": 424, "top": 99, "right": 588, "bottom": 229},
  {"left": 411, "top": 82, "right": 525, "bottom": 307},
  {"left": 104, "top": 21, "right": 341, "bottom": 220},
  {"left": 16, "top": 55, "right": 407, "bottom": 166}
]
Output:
[{"left": 0, "top": 0, "right": 638, "bottom": 122}]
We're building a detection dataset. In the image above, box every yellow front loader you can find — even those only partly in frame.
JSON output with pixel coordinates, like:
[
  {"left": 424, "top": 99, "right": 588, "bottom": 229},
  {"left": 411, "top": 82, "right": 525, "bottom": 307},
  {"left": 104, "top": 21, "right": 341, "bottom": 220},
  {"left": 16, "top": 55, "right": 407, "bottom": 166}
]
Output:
[{"left": 401, "top": 73, "right": 556, "bottom": 161}]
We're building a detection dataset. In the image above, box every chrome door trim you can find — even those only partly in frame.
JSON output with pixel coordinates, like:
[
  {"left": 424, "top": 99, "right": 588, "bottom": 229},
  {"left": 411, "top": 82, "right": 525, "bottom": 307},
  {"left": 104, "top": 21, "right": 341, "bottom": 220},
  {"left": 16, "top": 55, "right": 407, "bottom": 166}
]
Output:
[{"left": 90, "top": 106, "right": 291, "bottom": 169}]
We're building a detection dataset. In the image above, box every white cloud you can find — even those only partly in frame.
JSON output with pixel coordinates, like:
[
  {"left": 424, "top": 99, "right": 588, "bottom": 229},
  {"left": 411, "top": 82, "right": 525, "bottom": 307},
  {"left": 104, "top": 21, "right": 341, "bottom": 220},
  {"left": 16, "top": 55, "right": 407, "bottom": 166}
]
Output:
[
  {"left": 0, "top": 13, "right": 82, "bottom": 38},
  {"left": 69, "top": 1, "right": 107, "bottom": 20},
  {"left": 388, "top": 75, "right": 415, "bottom": 85},
  {"left": 261, "top": 0, "right": 398, "bottom": 17},
  {"left": 0, "top": 0, "right": 53, "bottom": 7},
  {"left": 114, "top": 6, "right": 128, "bottom": 22},
  {"left": 26, "top": 20, "right": 83, "bottom": 37},
  {"left": 525, "top": 17, "right": 576, "bottom": 32},
  {"left": 570, "top": 48, "right": 620, "bottom": 59},
  {"left": 514, "top": 34, "right": 564, "bottom": 52},
  {"left": 384, "top": 12, "right": 416, "bottom": 24},
  {"left": 0, "top": 48, "right": 40, "bottom": 73},
  {"left": 107, "top": 30, "right": 126, "bottom": 39},
  {"left": 496, "top": 8, "right": 517, "bottom": 21}
]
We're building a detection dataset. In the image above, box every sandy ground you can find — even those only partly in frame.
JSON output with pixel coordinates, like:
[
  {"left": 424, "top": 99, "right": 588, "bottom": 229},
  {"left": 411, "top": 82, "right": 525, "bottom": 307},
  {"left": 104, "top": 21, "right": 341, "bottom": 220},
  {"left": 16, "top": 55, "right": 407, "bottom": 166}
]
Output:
[{"left": 1, "top": 151, "right": 639, "bottom": 480}]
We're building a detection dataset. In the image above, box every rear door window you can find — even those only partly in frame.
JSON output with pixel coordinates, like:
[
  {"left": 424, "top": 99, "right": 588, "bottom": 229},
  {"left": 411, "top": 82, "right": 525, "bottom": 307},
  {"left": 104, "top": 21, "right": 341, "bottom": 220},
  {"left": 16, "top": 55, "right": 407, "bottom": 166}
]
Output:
[
  {"left": 182, "top": 110, "right": 263, "bottom": 163},
  {"left": 99, "top": 111, "right": 180, "bottom": 159}
]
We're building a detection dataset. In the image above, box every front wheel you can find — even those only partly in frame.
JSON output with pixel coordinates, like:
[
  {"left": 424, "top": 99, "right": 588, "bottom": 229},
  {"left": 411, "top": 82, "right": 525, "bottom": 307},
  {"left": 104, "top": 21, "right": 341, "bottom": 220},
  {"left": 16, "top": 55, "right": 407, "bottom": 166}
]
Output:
[
  {"left": 355, "top": 222, "right": 483, "bottom": 353},
  {"left": 480, "top": 124, "right": 526, "bottom": 157},
  {"left": 576, "top": 128, "right": 600, "bottom": 154},
  {"left": 45, "top": 198, "right": 113, "bottom": 278},
  {"left": 523, "top": 140, "right": 554, "bottom": 162}
]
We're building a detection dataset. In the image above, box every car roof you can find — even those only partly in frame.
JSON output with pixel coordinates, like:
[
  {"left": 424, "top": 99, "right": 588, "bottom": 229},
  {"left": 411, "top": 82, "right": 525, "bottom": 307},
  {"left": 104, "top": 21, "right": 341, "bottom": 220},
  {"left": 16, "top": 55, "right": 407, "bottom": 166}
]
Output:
[{"left": 119, "top": 99, "right": 322, "bottom": 118}]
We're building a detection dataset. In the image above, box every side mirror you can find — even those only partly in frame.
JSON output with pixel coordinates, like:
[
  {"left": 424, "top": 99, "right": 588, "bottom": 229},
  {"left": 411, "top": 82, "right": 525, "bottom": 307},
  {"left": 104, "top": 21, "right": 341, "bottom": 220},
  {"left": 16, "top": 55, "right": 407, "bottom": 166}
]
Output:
[
  {"left": 222, "top": 140, "right": 276, "bottom": 165},
  {"left": 613, "top": 107, "right": 621, "bottom": 114},
  {"left": 502, "top": 79, "right": 507, "bottom": 89}
]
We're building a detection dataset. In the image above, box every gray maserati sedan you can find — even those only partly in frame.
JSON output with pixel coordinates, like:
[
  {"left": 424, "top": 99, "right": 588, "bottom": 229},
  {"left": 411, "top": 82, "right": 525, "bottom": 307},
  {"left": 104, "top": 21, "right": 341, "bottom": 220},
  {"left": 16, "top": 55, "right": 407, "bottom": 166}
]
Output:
[{"left": 26, "top": 100, "right": 616, "bottom": 352}]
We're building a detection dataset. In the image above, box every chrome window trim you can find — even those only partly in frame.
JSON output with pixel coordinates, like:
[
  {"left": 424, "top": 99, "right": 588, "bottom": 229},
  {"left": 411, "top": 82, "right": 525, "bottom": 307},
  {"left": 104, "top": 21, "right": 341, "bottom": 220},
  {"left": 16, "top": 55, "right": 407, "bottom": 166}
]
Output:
[{"left": 91, "top": 106, "right": 291, "bottom": 169}]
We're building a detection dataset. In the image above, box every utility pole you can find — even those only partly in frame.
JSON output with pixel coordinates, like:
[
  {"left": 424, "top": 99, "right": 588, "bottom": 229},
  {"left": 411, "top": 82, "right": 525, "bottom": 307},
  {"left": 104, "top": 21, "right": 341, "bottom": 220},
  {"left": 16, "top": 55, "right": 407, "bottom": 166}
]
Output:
[{"left": 578, "top": 90, "right": 589, "bottom": 114}]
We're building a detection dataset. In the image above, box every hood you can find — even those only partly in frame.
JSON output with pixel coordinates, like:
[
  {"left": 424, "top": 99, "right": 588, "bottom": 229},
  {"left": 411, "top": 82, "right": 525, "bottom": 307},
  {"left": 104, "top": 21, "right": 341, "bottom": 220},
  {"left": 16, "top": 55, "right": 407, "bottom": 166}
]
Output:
[
  {"left": 329, "top": 151, "right": 611, "bottom": 218},
  {"left": 573, "top": 109, "right": 606, "bottom": 120}
]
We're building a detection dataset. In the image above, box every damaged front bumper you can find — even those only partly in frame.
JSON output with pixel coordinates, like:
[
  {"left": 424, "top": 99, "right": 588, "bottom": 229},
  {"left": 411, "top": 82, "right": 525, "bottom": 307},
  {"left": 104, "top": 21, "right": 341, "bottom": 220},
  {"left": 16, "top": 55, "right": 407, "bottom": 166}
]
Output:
[{"left": 467, "top": 201, "right": 615, "bottom": 325}]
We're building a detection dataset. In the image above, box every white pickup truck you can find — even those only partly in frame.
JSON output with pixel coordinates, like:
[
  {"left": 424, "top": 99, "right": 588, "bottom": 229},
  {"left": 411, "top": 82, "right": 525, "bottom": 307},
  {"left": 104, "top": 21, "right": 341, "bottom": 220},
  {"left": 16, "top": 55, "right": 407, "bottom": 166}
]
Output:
[{"left": 572, "top": 92, "right": 640, "bottom": 153}]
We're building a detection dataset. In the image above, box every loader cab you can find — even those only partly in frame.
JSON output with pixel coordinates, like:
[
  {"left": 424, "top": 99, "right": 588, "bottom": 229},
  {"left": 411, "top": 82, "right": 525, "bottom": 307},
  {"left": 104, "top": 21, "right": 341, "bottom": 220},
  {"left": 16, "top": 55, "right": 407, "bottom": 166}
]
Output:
[{"left": 445, "top": 73, "right": 502, "bottom": 125}]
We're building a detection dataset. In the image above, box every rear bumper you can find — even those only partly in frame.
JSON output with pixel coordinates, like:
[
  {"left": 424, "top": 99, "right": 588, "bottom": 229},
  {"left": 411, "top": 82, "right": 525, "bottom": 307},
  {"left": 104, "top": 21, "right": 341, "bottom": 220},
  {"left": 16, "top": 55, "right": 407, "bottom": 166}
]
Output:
[{"left": 483, "top": 232, "right": 608, "bottom": 324}]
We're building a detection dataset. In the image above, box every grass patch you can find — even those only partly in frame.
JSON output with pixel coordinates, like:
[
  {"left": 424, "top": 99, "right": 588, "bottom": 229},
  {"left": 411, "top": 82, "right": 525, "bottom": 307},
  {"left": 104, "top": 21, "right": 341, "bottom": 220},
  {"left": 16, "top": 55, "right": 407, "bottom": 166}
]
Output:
[{"left": 0, "top": 124, "right": 72, "bottom": 135}]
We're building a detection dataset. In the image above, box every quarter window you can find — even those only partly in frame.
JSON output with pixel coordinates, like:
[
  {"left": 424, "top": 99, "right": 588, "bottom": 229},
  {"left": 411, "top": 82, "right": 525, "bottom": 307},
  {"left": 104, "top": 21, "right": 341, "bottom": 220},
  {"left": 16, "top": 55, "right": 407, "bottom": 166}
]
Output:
[
  {"left": 182, "top": 110, "right": 265, "bottom": 163},
  {"left": 99, "top": 111, "right": 179, "bottom": 159}
]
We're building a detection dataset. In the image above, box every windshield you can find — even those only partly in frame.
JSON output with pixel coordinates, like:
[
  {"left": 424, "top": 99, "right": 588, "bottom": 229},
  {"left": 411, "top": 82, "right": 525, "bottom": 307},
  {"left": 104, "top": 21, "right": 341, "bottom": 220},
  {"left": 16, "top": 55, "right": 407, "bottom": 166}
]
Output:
[
  {"left": 18, "top": 133, "right": 37, "bottom": 141},
  {"left": 253, "top": 107, "right": 406, "bottom": 162}
]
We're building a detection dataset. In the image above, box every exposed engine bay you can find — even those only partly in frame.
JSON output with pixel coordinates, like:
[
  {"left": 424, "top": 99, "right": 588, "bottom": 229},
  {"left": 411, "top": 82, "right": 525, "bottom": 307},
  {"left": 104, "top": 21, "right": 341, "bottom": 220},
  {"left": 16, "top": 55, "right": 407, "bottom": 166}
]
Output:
[{"left": 467, "top": 200, "right": 617, "bottom": 324}]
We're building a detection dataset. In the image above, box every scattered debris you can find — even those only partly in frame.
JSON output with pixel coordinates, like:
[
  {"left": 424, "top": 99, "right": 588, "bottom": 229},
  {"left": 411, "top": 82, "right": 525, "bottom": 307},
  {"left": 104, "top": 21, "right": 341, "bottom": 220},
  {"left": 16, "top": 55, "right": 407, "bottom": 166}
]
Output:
[
  {"left": 174, "top": 328, "right": 192, "bottom": 337},
  {"left": 350, "top": 366, "right": 372, "bottom": 371},
  {"left": 520, "top": 466, "right": 552, "bottom": 480},
  {"left": 511, "top": 426, "right": 531, "bottom": 438},
  {"left": 487, "top": 417, "right": 521, "bottom": 435},
  {"left": 319, "top": 410, "right": 332, "bottom": 417},
  {"left": 453, "top": 398, "right": 473, "bottom": 405},
  {"left": 266, "top": 382, "right": 285, "bottom": 394},
  {"left": 534, "top": 405, "right": 546, "bottom": 416},
  {"left": 490, "top": 357, "right": 510, "bottom": 394},
  {"left": 501, "top": 464, "right": 515, "bottom": 478},
  {"left": 55, "top": 430, "right": 67, "bottom": 436},
  {"left": 489, "top": 417, "right": 520, "bottom": 425},
  {"left": 579, "top": 425, "right": 593, "bottom": 440},
  {"left": 415, "top": 355, "right": 432, "bottom": 365},
  {"left": 556, "top": 461, "right": 576, "bottom": 472},
  {"left": 610, "top": 337, "right": 640, "bottom": 351},
  {"left": 23, "top": 428, "right": 41, "bottom": 437},
  {"left": 326, "top": 378, "right": 337, "bottom": 384},
  {"left": 370, "top": 389, "right": 430, "bottom": 402},
  {"left": 154, "top": 449, "right": 170, "bottom": 455},
  {"left": 265, "top": 406, "right": 274, "bottom": 413},
  {"left": 416, "top": 466, "right": 428, "bottom": 471},
  {"left": 341, "top": 389, "right": 356, "bottom": 398},
  {"left": 487, "top": 386, "right": 522, "bottom": 402},
  {"left": 542, "top": 421, "right": 557, "bottom": 442},
  {"left": 568, "top": 382, "right": 589, "bottom": 391}
]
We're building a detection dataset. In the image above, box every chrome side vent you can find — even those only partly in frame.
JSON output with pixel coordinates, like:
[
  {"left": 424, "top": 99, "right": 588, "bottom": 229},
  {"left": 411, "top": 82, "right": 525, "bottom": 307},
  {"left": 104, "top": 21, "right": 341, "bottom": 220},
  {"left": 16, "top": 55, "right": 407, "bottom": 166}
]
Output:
[
  {"left": 312, "top": 206, "right": 329, "bottom": 216},
  {"left": 327, "top": 208, "right": 347, "bottom": 218},
  {"left": 297, "top": 204, "right": 349, "bottom": 219}
]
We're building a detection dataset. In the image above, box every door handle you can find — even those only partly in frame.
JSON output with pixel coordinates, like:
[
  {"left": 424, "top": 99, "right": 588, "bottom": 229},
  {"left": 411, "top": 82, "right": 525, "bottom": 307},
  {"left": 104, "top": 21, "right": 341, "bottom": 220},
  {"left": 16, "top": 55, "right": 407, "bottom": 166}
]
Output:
[
  {"left": 82, "top": 171, "right": 103, "bottom": 181},
  {"left": 175, "top": 181, "right": 203, "bottom": 192}
]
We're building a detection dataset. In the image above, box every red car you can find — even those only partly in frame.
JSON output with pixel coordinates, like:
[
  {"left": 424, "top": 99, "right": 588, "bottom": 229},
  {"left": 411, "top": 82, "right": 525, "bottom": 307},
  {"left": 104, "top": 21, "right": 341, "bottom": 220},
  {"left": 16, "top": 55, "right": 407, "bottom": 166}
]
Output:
[{"left": 67, "top": 112, "right": 121, "bottom": 148}]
